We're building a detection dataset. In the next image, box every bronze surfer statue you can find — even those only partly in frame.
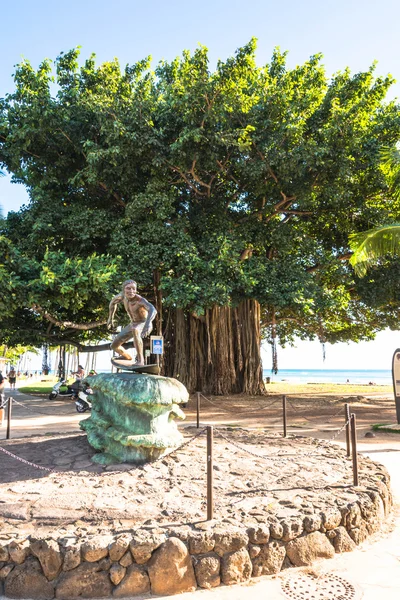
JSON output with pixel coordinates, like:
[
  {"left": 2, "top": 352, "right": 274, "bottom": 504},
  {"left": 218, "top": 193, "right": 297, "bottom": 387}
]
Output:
[{"left": 107, "top": 280, "right": 157, "bottom": 366}]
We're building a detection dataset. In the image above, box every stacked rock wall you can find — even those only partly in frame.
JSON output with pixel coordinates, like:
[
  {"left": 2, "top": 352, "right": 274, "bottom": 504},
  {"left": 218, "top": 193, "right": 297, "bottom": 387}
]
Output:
[{"left": 0, "top": 472, "right": 392, "bottom": 598}]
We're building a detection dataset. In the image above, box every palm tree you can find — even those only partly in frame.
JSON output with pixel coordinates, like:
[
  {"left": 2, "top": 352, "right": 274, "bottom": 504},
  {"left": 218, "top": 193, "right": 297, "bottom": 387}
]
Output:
[
  {"left": 349, "top": 145, "right": 400, "bottom": 277},
  {"left": 0, "top": 169, "right": 4, "bottom": 218},
  {"left": 349, "top": 224, "right": 400, "bottom": 277}
]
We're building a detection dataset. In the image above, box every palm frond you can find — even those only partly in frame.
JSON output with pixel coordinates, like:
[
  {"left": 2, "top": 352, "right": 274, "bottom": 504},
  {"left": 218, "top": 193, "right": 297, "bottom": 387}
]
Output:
[
  {"left": 381, "top": 145, "right": 400, "bottom": 200},
  {"left": 349, "top": 224, "right": 400, "bottom": 277}
]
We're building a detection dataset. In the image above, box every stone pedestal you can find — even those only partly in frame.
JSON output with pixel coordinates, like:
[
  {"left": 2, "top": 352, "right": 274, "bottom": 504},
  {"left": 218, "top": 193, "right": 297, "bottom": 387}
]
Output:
[{"left": 80, "top": 373, "right": 188, "bottom": 464}]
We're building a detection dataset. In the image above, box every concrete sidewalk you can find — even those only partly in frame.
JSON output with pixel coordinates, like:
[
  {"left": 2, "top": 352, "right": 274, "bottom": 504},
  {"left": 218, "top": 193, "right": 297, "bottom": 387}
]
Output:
[{"left": 0, "top": 388, "right": 82, "bottom": 438}]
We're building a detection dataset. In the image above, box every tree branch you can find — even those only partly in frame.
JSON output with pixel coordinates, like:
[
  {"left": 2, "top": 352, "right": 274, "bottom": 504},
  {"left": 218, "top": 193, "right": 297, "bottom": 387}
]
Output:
[
  {"left": 306, "top": 252, "right": 352, "bottom": 273},
  {"left": 165, "top": 160, "right": 208, "bottom": 197},
  {"left": 262, "top": 316, "right": 304, "bottom": 327},
  {"left": 274, "top": 191, "right": 296, "bottom": 211},
  {"left": 252, "top": 142, "right": 279, "bottom": 184},
  {"left": 98, "top": 182, "right": 125, "bottom": 207},
  {"left": 5, "top": 328, "right": 119, "bottom": 353},
  {"left": 57, "top": 129, "right": 78, "bottom": 149},
  {"left": 283, "top": 210, "right": 312, "bottom": 216},
  {"left": 32, "top": 305, "right": 107, "bottom": 330},
  {"left": 240, "top": 248, "right": 253, "bottom": 260},
  {"left": 189, "top": 159, "right": 212, "bottom": 196}
]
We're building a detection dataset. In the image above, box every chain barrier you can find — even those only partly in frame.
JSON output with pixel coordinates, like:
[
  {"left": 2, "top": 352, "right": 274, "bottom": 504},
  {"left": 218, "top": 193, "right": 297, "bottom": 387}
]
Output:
[
  {"left": 199, "top": 393, "right": 281, "bottom": 415},
  {"left": 198, "top": 393, "right": 348, "bottom": 433},
  {"left": 198, "top": 393, "right": 344, "bottom": 426},
  {"left": 10, "top": 396, "right": 75, "bottom": 418},
  {"left": 102, "top": 427, "right": 208, "bottom": 475},
  {"left": 154, "top": 427, "right": 207, "bottom": 463},
  {"left": 216, "top": 428, "right": 317, "bottom": 461},
  {"left": 328, "top": 417, "right": 351, "bottom": 443},
  {"left": 0, "top": 396, "right": 9, "bottom": 409},
  {"left": 0, "top": 385, "right": 352, "bottom": 492},
  {"left": 8, "top": 392, "right": 345, "bottom": 428},
  {"left": 215, "top": 422, "right": 350, "bottom": 463},
  {"left": 0, "top": 421, "right": 347, "bottom": 476},
  {"left": 1, "top": 419, "right": 355, "bottom": 528},
  {"left": 0, "top": 428, "right": 208, "bottom": 477},
  {"left": 286, "top": 399, "right": 345, "bottom": 425},
  {"left": 0, "top": 444, "right": 56, "bottom": 473},
  {"left": 106, "top": 427, "right": 208, "bottom": 475}
]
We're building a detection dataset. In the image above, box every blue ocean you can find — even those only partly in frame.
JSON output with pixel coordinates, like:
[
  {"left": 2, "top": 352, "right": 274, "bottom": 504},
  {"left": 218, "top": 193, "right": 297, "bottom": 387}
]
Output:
[
  {"left": 262, "top": 369, "right": 392, "bottom": 385},
  {"left": 28, "top": 367, "right": 392, "bottom": 386}
]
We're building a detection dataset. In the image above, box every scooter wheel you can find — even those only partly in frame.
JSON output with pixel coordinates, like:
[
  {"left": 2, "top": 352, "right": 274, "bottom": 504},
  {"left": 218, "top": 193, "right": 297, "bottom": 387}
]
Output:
[
  {"left": 76, "top": 404, "right": 87, "bottom": 413},
  {"left": 49, "top": 392, "right": 57, "bottom": 400}
]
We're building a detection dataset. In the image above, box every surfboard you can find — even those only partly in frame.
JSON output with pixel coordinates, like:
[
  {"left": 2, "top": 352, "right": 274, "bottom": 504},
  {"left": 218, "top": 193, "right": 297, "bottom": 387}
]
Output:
[{"left": 111, "top": 358, "right": 160, "bottom": 375}]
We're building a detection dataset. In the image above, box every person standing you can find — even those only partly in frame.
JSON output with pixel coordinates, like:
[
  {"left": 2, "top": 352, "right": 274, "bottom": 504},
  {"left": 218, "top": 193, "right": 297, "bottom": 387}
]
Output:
[
  {"left": 8, "top": 367, "right": 16, "bottom": 391},
  {"left": 74, "top": 365, "right": 85, "bottom": 380},
  {"left": 0, "top": 372, "right": 5, "bottom": 423}
]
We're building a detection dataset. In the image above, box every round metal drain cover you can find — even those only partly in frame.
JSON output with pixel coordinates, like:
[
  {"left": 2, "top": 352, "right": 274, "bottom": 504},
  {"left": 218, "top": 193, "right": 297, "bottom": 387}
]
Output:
[{"left": 281, "top": 573, "right": 357, "bottom": 600}]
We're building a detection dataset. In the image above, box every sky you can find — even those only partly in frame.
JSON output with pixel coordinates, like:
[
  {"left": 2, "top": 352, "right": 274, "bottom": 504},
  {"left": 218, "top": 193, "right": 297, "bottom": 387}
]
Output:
[{"left": 1, "top": 0, "right": 399, "bottom": 370}]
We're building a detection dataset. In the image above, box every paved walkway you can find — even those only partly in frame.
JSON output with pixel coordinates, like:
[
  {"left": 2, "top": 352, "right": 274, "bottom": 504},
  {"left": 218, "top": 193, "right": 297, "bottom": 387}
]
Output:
[
  {"left": 1, "top": 387, "right": 399, "bottom": 599},
  {"left": 0, "top": 388, "right": 82, "bottom": 438}
]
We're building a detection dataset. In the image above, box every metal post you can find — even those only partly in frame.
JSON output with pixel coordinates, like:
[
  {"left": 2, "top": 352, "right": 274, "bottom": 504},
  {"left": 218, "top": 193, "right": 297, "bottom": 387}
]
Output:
[
  {"left": 6, "top": 397, "right": 12, "bottom": 440},
  {"left": 0, "top": 396, "right": 4, "bottom": 427},
  {"left": 283, "top": 395, "right": 287, "bottom": 438},
  {"left": 395, "top": 398, "right": 400, "bottom": 425},
  {"left": 196, "top": 392, "right": 201, "bottom": 428},
  {"left": 63, "top": 346, "right": 67, "bottom": 379},
  {"left": 345, "top": 403, "right": 351, "bottom": 457},
  {"left": 350, "top": 413, "right": 358, "bottom": 486},
  {"left": 207, "top": 426, "right": 214, "bottom": 520}
]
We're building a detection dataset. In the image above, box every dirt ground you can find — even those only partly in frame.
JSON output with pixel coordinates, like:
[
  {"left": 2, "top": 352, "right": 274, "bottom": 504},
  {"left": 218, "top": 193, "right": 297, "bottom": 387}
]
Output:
[
  {"left": 0, "top": 386, "right": 399, "bottom": 539},
  {"left": 185, "top": 388, "right": 400, "bottom": 441}
]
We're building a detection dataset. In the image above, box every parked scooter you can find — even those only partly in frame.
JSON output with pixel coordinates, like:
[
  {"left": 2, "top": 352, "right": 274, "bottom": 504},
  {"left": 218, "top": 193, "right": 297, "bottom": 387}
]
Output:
[
  {"left": 75, "top": 387, "right": 93, "bottom": 413},
  {"left": 49, "top": 379, "right": 78, "bottom": 400}
]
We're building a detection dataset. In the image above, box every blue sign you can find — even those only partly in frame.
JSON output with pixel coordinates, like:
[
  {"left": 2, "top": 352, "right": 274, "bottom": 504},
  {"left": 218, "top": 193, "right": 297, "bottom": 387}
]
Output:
[{"left": 152, "top": 338, "right": 163, "bottom": 355}]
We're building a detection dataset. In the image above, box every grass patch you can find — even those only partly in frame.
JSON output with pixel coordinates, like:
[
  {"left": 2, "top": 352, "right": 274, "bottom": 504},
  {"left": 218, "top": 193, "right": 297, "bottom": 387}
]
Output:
[
  {"left": 372, "top": 423, "right": 400, "bottom": 434},
  {"left": 18, "top": 385, "right": 53, "bottom": 394},
  {"left": 264, "top": 382, "right": 391, "bottom": 395},
  {"left": 18, "top": 379, "right": 64, "bottom": 394}
]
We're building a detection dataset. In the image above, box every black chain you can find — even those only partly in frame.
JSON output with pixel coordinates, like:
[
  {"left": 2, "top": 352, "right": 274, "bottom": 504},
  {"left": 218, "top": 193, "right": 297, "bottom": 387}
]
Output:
[
  {"left": 11, "top": 397, "right": 75, "bottom": 417},
  {"left": 199, "top": 393, "right": 281, "bottom": 414},
  {"left": 287, "top": 398, "right": 346, "bottom": 425},
  {"left": 0, "top": 428, "right": 208, "bottom": 476},
  {"left": 0, "top": 408, "right": 350, "bottom": 481},
  {"left": 329, "top": 417, "right": 351, "bottom": 442},
  {"left": 102, "top": 427, "right": 208, "bottom": 475},
  {"left": 0, "top": 444, "right": 56, "bottom": 473},
  {"left": 215, "top": 426, "right": 349, "bottom": 462}
]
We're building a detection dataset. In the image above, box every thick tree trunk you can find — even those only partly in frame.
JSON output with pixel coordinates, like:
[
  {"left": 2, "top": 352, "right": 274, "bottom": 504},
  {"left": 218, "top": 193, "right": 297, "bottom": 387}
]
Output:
[{"left": 163, "top": 299, "right": 265, "bottom": 395}]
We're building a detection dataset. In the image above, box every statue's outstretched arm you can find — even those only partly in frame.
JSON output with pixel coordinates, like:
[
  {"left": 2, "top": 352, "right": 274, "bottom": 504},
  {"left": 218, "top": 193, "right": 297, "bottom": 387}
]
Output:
[
  {"left": 107, "top": 293, "right": 123, "bottom": 330},
  {"left": 140, "top": 297, "right": 157, "bottom": 338}
]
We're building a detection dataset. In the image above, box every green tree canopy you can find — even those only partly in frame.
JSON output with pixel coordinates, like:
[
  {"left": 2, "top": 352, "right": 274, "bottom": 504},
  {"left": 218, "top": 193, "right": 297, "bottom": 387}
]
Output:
[{"left": 1, "top": 41, "right": 400, "bottom": 391}]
